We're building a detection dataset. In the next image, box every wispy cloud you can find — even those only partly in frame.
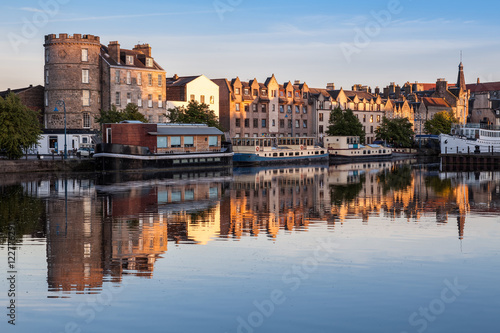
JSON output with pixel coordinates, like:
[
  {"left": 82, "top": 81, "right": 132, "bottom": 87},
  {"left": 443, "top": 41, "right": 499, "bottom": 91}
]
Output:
[{"left": 18, "top": 7, "right": 45, "bottom": 13}]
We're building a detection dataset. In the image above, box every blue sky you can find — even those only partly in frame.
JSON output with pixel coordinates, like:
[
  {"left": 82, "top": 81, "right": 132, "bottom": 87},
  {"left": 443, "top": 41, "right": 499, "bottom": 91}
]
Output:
[{"left": 1, "top": 0, "right": 499, "bottom": 91}]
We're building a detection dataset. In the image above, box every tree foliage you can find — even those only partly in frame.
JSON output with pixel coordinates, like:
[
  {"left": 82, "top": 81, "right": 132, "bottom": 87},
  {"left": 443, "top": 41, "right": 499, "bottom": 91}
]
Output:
[
  {"left": 375, "top": 116, "right": 415, "bottom": 148},
  {"left": 326, "top": 107, "right": 365, "bottom": 143},
  {"left": 95, "top": 103, "right": 148, "bottom": 125},
  {"left": 166, "top": 101, "right": 224, "bottom": 131},
  {"left": 0, "top": 93, "right": 42, "bottom": 159},
  {"left": 424, "top": 111, "right": 458, "bottom": 135}
]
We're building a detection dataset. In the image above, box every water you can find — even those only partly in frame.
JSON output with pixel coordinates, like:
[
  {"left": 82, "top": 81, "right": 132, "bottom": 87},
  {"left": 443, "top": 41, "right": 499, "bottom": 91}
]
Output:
[{"left": 1, "top": 160, "right": 499, "bottom": 333}]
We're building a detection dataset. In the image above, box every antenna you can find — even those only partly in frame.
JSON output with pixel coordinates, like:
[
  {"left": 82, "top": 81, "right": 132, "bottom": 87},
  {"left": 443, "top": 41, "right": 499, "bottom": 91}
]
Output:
[{"left": 460, "top": 50, "right": 463, "bottom": 63}]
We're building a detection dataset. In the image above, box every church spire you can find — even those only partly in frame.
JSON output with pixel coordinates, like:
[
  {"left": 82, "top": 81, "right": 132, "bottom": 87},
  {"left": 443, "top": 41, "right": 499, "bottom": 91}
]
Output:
[{"left": 457, "top": 61, "right": 466, "bottom": 91}]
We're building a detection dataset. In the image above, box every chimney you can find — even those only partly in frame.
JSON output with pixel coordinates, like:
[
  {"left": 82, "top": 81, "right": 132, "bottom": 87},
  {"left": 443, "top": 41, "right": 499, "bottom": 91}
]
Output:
[
  {"left": 133, "top": 43, "right": 151, "bottom": 57},
  {"left": 436, "top": 78, "right": 448, "bottom": 96},
  {"left": 326, "top": 83, "right": 335, "bottom": 90},
  {"left": 173, "top": 74, "right": 179, "bottom": 80},
  {"left": 375, "top": 87, "right": 380, "bottom": 95},
  {"left": 108, "top": 41, "right": 120, "bottom": 64},
  {"left": 294, "top": 80, "right": 300, "bottom": 85},
  {"left": 477, "top": 77, "right": 480, "bottom": 84},
  {"left": 395, "top": 85, "right": 401, "bottom": 99}
]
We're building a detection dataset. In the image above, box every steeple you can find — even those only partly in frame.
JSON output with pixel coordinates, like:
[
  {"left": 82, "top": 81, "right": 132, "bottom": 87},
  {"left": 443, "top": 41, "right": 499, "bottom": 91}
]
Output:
[{"left": 457, "top": 61, "right": 466, "bottom": 91}]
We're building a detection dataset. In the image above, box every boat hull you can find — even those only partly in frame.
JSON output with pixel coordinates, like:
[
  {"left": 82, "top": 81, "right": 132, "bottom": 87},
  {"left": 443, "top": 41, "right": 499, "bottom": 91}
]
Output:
[
  {"left": 233, "top": 152, "right": 329, "bottom": 166},
  {"left": 440, "top": 134, "right": 500, "bottom": 154}
]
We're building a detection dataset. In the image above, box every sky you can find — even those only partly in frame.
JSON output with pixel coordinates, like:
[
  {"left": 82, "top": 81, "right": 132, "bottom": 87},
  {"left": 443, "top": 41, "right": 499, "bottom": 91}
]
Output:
[{"left": 1, "top": 0, "right": 500, "bottom": 91}]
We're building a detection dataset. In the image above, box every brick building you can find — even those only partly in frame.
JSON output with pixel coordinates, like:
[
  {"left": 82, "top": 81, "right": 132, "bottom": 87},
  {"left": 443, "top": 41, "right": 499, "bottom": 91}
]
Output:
[{"left": 0, "top": 84, "right": 44, "bottom": 112}]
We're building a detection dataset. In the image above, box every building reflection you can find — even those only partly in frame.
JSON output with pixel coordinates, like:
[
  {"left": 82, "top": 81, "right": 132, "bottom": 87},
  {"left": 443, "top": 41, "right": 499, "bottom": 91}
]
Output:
[{"left": 13, "top": 166, "right": 500, "bottom": 295}]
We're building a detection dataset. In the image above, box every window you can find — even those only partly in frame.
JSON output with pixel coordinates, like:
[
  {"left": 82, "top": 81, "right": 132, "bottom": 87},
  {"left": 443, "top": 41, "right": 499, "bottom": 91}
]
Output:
[
  {"left": 45, "top": 49, "right": 50, "bottom": 63},
  {"left": 262, "top": 119, "right": 266, "bottom": 128},
  {"left": 363, "top": 115, "right": 366, "bottom": 122},
  {"left": 295, "top": 120, "right": 300, "bottom": 128},
  {"left": 303, "top": 92, "right": 307, "bottom": 99},
  {"left": 287, "top": 105, "right": 292, "bottom": 113},
  {"left": 253, "top": 89, "right": 258, "bottom": 97},
  {"left": 148, "top": 74, "right": 152, "bottom": 86},
  {"left": 171, "top": 136, "right": 181, "bottom": 147},
  {"left": 288, "top": 120, "right": 292, "bottom": 128},
  {"left": 295, "top": 106, "right": 300, "bottom": 113},
  {"left": 377, "top": 115, "right": 380, "bottom": 122},
  {"left": 279, "top": 105, "right": 284, "bottom": 113},
  {"left": 158, "top": 115, "right": 164, "bottom": 123},
  {"left": 148, "top": 115, "right": 153, "bottom": 123},
  {"left": 280, "top": 119, "right": 285, "bottom": 128},
  {"left": 208, "top": 136, "right": 218, "bottom": 146},
  {"left": 138, "top": 94, "right": 142, "bottom": 107},
  {"left": 303, "top": 120, "right": 307, "bottom": 128},
  {"left": 245, "top": 104, "right": 249, "bottom": 112},
  {"left": 272, "top": 119, "right": 275, "bottom": 127},
  {"left": 319, "top": 113, "right": 323, "bottom": 122},
  {"left": 158, "top": 95, "right": 163, "bottom": 108},
  {"left": 200, "top": 95, "right": 205, "bottom": 104},
  {"left": 303, "top": 106, "right": 307, "bottom": 114},
  {"left": 126, "top": 71, "right": 131, "bottom": 85},
  {"left": 319, "top": 125, "right": 324, "bottom": 133},
  {"left": 280, "top": 90, "right": 284, "bottom": 97},
  {"left": 157, "top": 137, "right": 167, "bottom": 148},
  {"left": 244, "top": 88, "right": 249, "bottom": 95},
  {"left": 83, "top": 113, "right": 90, "bottom": 128},
  {"left": 146, "top": 58, "right": 153, "bottom": 67},
  {"left": 137, "top": 73, "right": 142, "bottom": 85},
  {"left": 253, "top": 119, "right": 258, "bottom": 128},
  {"left": 45, "top": 70, "right": 49, "bottom": 84},
  {"left": 184, "top": 136, "right": 194, "bottom": 147},
  {"left": 81, "top": 49, "right": 88, "bottom": 62},
  {"left": 235, "top": 103, "right": 240, "bottom": 111},
  {"left": 235, "top": 118, "right": 241, "bottom": 127},
  {"left": 45, "top": 91, "right": 48, "bottom": 107},
  {"left": 235, "top": 88, "right": 240, "bottom": 95},
  {"left": 158, "top": 74, "right": 162, "bottom": 87},
  {"left": 244, "top": 119, "right": 249, "bottom": 128},
  {"left": 295, "top": 91, "right": 299, "bottom": 97},
  {"left": 190, "top": 94, "right": 195, "bottom": 102},
  {"left": 126, "top": 55, "right": 133, "bottom": 65},
  {"left": 370, "top": 126, "right": 374, "bottom": 134},
  {"left": 370, "top": 115, "right": 373, "bottom": 123},
  {"left": 210, "top": 96, "right": 214, "bottom": 104},
  {"left": 127, "top": 92, "right": 131, "bottom": 104},
  {"left": 253, "top": 104, "right": 257, "bottom": 112},
  {"left": 148, "top": 94, "right": 153, "bottom": 108},
  {"left": 115, "top": 70, "right": 120, "bottom": 84},
  {"left": 287, "top": 91, "right": 292, "bottom": 98},
  {"left": 82, "top": 90, "right": 90, "bottom": 106},
  {"left": 261, "top": 90, "right": 267, "bottom": 97},
  {"left": 115, "top": 92, "right": 120, "bottom": 105},
  {"left": 272, "top": 105, "right": 275, "bottom": 112},
  {"left": 261, "top": 105, "right": 266, "bottom": 113},
  {"left": 82, "top": 69, "right": 89, "bottom": 83}
]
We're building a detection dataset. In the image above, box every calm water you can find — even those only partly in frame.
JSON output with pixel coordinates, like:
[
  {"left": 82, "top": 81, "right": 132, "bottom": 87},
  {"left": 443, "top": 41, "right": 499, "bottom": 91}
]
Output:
[{"left": 1, "top": 160, "right": 499, "bottom": 333}]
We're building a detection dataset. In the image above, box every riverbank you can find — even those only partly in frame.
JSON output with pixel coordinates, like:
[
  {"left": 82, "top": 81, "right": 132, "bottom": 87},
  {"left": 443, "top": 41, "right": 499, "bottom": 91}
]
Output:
[{"left": 0, "top": 158, "right": 95, "bottom": 174}]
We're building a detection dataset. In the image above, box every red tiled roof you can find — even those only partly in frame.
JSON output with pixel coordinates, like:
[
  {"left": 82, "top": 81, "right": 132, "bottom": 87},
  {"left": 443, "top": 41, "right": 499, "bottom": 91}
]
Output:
[
  {"left": 467, "top": 82, "right": 500, "bottom": 93},
  {"left": 422, "top": 97, "right": 451, "bottom": 108}
]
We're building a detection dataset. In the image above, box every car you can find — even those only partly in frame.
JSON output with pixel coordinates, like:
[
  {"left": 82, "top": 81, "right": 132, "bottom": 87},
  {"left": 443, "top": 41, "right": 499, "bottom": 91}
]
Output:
[{"left": 77, "top": 147, "right": 94, "bottom": 157}]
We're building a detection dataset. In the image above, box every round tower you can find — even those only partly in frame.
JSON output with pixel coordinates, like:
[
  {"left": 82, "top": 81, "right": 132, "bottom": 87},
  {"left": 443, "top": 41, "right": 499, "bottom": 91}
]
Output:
[{"left": 44, "top": 33, "right": 101, "bottom": 130}]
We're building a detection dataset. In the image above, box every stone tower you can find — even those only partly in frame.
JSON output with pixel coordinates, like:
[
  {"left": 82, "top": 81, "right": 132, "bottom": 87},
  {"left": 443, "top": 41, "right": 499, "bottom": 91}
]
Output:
[{"left": 44, "top": 34, "right": 101, "bottom": 130}]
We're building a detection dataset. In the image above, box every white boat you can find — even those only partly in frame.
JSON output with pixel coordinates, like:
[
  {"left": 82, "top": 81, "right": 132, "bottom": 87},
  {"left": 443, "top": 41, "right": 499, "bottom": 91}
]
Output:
[
  {"left": 231, "top": 137, "right": 328, "bottom": 165},
  {"left": 440, "top": 124, "right": 500, "bottom": 154},
  {"left": 324, "top": 136, "right": 392, "bottom": 162}
]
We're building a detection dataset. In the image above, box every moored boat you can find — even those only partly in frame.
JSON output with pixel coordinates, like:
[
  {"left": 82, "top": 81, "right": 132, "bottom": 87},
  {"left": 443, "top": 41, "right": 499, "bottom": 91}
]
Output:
[
  {"left": 440, "top": 124, "right": 500, "bottom": 154},
  {"left": 325, "top": 136, "right": 392, "bottom": 162},
  {"left": 231, "top": 136, "right": 328, "bottom": 165}
]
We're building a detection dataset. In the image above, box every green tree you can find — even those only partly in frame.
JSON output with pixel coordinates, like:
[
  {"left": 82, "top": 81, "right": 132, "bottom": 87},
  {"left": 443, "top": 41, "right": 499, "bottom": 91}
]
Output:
[
  {"left": 326, "top": 107, "right": 365, "bottom": 143},
  {"left": 375, "top": 116, "right": 415, "bottom": 148},
  {"left": 95, "top": 103, "right": 148, "bottom": 125},
  {"left": 0, "top": 93, "right": 42, "bottom": 159},
  {"left": 424, "top": 111, "right": 458, "bottom": 135},
  {"left": 166, "top": 101, "right": 224, "bottom": 131}
]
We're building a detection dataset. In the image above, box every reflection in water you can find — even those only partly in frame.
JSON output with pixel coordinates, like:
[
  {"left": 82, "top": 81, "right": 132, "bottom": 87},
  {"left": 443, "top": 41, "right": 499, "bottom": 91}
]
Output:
[{"left": 3, "top": 162, "right": 500, "bottom": 295}]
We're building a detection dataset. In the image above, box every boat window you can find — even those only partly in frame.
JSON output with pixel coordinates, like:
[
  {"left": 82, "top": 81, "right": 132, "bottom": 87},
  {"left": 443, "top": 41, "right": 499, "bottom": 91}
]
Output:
[
  {"left": 184, "top": 136, "right": 194, "bottom": 147},
  {"left": 171, "top": 136, "right": 181, "bottom": 147},
  {"left": 157, "top": 136, "right": 167, "bottom": 148}
]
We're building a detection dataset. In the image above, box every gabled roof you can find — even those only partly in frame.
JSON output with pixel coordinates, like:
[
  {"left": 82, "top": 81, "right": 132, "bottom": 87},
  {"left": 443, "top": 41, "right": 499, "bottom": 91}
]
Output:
[
  {"left": 100, "top": 45, "right": 164, "bottom": 71},
  {"left": 165, "top": 75, "right": 200, "bottom": 87}
]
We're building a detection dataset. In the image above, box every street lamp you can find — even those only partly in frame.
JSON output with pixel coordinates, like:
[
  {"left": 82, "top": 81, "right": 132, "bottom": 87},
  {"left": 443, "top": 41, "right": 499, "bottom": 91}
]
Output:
[{"left": 54, "top": 100, "right": 67, "bottom": 159}]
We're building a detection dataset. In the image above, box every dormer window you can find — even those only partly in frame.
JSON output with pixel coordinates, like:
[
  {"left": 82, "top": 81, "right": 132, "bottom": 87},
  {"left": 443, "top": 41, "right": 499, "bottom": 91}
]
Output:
[
  {"left": 244, "top": 88, "right": 249, "bottom": 95},
  {"left": 126, "top": 55, "right": 134, "bottom": 65},
  {"left": 235, "top": 88, "right": 240, "bottom": 95},
  {"left": 146, "top": 58, "right": 153, "bottom": 67}
]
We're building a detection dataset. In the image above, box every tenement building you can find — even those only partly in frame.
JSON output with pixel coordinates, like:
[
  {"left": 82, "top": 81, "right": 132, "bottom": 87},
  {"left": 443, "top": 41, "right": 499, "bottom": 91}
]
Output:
[{"left": 41, "top": 33, "right": 166, "bottom": 154}]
